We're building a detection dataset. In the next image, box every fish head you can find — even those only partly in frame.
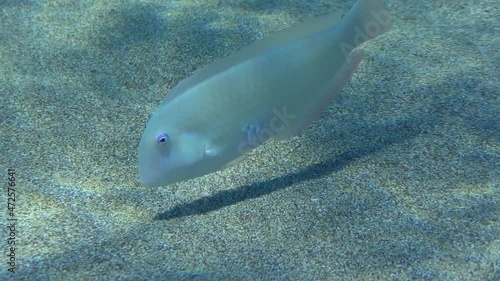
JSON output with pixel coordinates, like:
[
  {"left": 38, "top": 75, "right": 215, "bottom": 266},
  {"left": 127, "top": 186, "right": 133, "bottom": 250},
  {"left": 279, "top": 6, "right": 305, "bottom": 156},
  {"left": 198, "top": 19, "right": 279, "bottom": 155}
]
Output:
[{"left": 138, "top": 114, "right": 209, "bottom": 187}]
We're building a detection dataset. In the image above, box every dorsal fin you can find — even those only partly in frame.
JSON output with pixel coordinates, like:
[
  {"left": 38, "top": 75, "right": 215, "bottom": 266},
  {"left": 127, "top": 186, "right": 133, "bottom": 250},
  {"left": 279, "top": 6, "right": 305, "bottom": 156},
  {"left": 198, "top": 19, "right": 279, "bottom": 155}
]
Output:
[{"left": 162, "top": 9, "right": 345, "bottom": 106}]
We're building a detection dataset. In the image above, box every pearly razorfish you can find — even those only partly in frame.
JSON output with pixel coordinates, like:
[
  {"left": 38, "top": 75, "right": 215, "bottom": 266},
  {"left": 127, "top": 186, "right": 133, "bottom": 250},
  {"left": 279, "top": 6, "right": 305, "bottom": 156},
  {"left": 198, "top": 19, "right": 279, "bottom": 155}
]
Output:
[{"left": 138, "top": 0, "right": 391, "bottom": 187}]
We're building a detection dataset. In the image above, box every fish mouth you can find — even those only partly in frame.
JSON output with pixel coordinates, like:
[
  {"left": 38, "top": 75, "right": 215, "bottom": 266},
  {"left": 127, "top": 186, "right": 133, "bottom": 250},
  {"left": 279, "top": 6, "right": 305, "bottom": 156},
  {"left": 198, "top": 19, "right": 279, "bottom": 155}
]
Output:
[
  {"left": 138, "top": 154, "right": 164, "bottom": 187},
  {"left": 138, "top": 170, "right": 158, "bottom": 187},
  {"left": 139, "top": 175, "right": 152, "bottom": 187}
]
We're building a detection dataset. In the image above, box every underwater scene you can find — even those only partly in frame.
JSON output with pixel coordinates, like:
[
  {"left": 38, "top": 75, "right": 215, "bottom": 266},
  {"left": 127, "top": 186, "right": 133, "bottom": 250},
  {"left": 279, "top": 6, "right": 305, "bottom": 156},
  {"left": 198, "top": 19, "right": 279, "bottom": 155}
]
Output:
[{"left": 0, "top": 0, "right": 498, "bottom": 280}]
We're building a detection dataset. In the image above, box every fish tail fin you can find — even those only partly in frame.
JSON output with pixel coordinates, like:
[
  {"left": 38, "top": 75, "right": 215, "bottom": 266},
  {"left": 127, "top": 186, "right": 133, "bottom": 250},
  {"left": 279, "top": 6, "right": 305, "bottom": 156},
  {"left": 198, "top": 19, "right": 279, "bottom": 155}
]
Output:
[{"left": 339, "top": 0, "right": 392, "bottom": 48}]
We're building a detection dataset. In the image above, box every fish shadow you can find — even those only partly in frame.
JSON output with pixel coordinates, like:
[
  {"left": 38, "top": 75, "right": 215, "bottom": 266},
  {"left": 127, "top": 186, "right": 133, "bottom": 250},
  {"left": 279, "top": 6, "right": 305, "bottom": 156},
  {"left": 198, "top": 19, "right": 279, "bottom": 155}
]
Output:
[{"left": 154, "top": 117, "right": 425, "bottom": 220}]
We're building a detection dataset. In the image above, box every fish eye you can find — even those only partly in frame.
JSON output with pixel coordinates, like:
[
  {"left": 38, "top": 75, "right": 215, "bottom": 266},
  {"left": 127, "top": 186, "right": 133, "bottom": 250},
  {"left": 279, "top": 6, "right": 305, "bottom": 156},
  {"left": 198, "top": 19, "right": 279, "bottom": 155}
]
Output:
[{"left": 156, "top": 133, "right": 169, "bottom": 145}]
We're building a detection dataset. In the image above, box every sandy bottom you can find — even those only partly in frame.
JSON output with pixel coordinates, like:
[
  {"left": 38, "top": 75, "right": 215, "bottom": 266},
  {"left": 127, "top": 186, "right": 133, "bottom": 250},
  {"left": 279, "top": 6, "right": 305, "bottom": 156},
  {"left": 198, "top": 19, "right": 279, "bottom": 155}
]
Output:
[{"left": 0, "top": 0, "right": 498, "bottom": 280}]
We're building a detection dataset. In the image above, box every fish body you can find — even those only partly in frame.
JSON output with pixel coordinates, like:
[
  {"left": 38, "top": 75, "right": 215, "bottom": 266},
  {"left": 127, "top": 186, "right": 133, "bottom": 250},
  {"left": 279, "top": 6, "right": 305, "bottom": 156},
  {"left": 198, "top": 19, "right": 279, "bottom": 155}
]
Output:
[{"left": 139, "top": 0, "right": 391, "bottom": 187}]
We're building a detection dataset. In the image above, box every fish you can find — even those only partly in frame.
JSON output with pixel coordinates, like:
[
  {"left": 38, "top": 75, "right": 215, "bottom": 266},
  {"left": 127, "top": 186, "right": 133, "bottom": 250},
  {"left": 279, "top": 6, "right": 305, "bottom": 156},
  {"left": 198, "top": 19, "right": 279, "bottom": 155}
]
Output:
[{"left": 138, "top": 0, "right": 392, "bottom": 187}]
